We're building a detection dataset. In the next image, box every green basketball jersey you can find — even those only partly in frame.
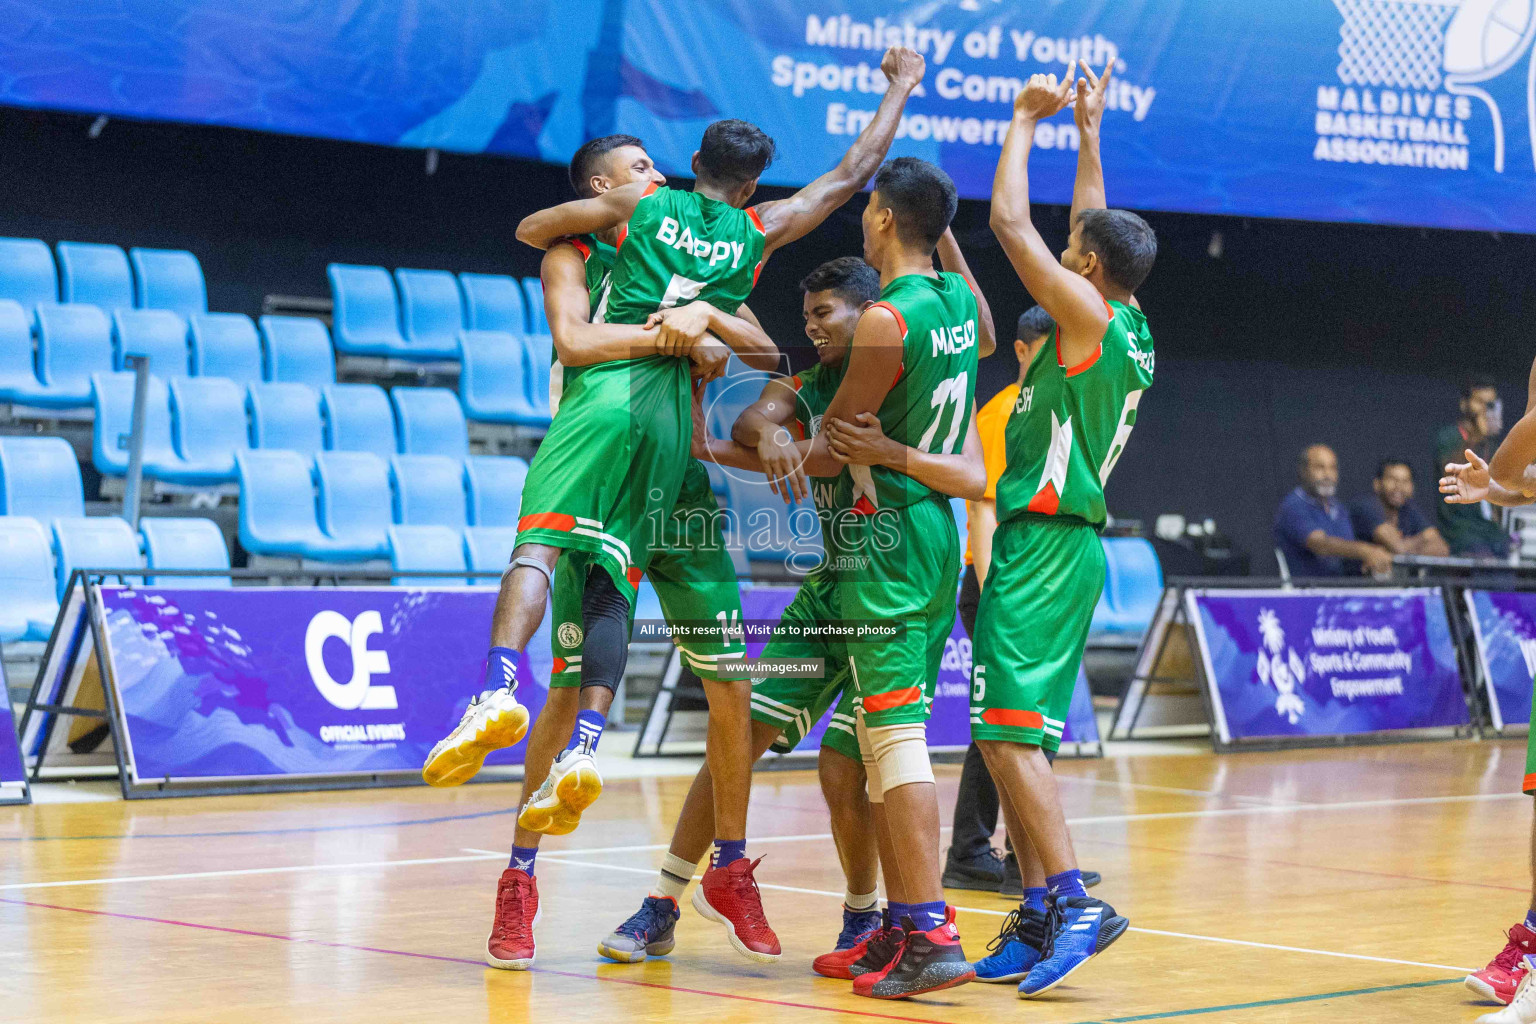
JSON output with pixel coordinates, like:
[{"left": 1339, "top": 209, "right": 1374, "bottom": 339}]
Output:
[
  {"left": 995, "top": 300, "right": 1154, "bottom": 527},
  {"left": 595, "top": 185, "right": 766, "bottom": 327},
  {"left": 838, "top": 272, "right": 979, "bottom": 512}
]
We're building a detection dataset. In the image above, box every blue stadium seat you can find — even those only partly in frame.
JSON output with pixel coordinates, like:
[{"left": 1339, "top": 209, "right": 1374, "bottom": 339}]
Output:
[
  {"left": 258, "top": 315, "right": 336, "bottom": 388},
  {"left": 314, "top": 451, "right": 393, "bottom": 559},
  {"left": 388, "top": 524, "right": 468, "bottom": 587},
  {"left": 113, "top": 308, "right": 190, "bottom": 377},
  {"left": 140, "top": 517, "right": 231, "bottom": 589},
  {"left": 463, "top": 525, "right": 518, "bottom": 586},
  {"left": 51, "top": 516, "right": 142, "bottom": 597},
  {"left": 520, "top": 333, "right": 553, "bottom": 427},
  {"left": 189, "top": 312, "right": 262, "bottom": 383},
  {"left": 0, "top": 516, "right": 60, "bottom": 641},
  {"left": 390, "top": 454, "right": 468, "bottom": 528},
  {"left": 391, "top": 386, "right": 468, "bottom": 458},
  {"left": 327, "top": 264, "right": 409, "bottom": 358},
  {"left": 129, "top": 247, "right": 207, "bottom": 315},
  {"left": 0, "top": 298, "right": 46, "bottom": 404},
  {"left": 0, "top": 237, "right": 57, "bottom": 314},
  {"left": 33, "top": 304, "right": 114, "bottom": 407},
  {"left": 457, "top": 329, "right": 546, "bottom": 425},
  {"left": 247, "top": 382, "right": 324, "bottom": 456},
  {"left": 464, "top": 455, "right": 528, "bottom": 527},
  {"left": 321, "top": 383, "right": 396, "bottom": 458},
  {"left": 1090, "top": 537, "right": 1165, "bottom": 646},
  {"left": 394, "top": 268, "right": 464, "bottom": 359},
  {"left": 56, "top": 242, "right": 133, "bottom": 310},
  {"left": 519, "top": 276, "right": 548, "bottom": 333},
  {"left": 166, "top": 377, "right": 246, "bottom": 483},
  {"left": 0, "top": 437, "right": 85, "bottom": 521},
  {"left": 460, "top": 273, "right": 528, "bottom": 335},
  {"left": 90, "top": 373, "right": 180, "bottom": 479},
  {"left": 235, "top": 450, "right": 325, "bottom": 559}
]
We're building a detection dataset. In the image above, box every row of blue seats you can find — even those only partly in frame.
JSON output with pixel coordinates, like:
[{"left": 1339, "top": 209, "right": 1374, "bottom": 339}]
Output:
[
  {"left": 0, "top": 300, "right": 335, "bottom": 409},
  {"left": 0, "top": 239, "right": 205, "bottom": 316},
  {"left": 238, "top": 450, "right": 528, "bottom": 561},
  {"left": 1088, "top": 536, "right": 1164, "bottom": 646},
  {"left": 329, "top": 264, "right": 546, "bottom": 361}
]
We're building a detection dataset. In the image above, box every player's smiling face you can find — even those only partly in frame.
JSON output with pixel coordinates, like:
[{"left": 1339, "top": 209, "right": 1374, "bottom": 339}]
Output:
[
  {"left": 598, "top": 145, "right": 666, "bottom": 192},
  {"left": 802, "top": 289, "right": 861, "bottom": 367}
]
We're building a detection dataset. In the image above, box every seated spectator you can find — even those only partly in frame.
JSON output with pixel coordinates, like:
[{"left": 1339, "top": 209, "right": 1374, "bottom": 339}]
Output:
[
  {"left": 1274, "top": 444, "right": 1393, "bottom": 577},
  {"left": 1434, "top": 376, "right": 1510, "bottom": 557},
  {"left": 1350, "top": 459, "right": 1449, "bottom": 557}
]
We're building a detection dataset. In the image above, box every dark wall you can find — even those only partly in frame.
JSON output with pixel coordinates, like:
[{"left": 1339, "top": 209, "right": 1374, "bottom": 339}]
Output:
[{"left": 5, "top": 106, "right": 1533, "bottom": 570}]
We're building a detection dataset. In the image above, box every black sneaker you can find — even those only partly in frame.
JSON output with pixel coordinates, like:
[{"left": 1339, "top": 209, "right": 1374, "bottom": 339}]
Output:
[
  {"left": 941, "top": 845, "right": 1007, "bottom": 891},
  {"left": 853, "top": 908, "right": 975, "bottom": 999},
  {"left": 847, "top": 910, "right": 905, "bottom": 978}
]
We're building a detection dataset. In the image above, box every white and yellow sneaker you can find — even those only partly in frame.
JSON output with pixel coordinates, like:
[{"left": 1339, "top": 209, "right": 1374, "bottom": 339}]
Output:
[
  {"left": 1481, "top": 957, "right": 1536, "bottom": 1024},
  {"left": 422, "top": 687, "right": 528, "bottom": 787},
  {"left": 517, "top": 747, "right": 603, "bottom": 835}
]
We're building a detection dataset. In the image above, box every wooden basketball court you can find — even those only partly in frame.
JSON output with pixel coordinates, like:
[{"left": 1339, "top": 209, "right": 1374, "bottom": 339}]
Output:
[{"left": 2, "top": 739, "right": 1527, "bottom": 1023}]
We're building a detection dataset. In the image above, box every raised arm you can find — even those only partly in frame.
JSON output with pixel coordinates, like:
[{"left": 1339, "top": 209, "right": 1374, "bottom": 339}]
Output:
[
  {"left": 936, "top": 229, "right": 995, "bottom": 358},
  {"left": 541, "top": 243, "right": 660, "bottom": 366},
  {"left": 824, "top": 405, "right": 985, "bottom": 501},
  {"left": 646, "top": 300, "right": 780, "bottom": 373},
  {"left": 515, "top": 181, "right": 649, "bottom": 251},
  {"left": 990, "top": 74, "right": 1111, "bottom": 368},
  {"left": 752, "top": 48, "right": 924, "bottom": 256},
  {"left": 1070, "top": 60, "right": 1110, "bottom": 226}
]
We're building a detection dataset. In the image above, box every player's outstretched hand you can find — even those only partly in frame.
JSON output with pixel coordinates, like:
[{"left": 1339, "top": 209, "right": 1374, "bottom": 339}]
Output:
[
  {"left": 647, "top": 301, "right": 714, "bottom": 357},
  {"left": 688, "top": 336, "right": 730, "bottom": 384},
  {"left": 825, "top": 411, "right": 899, "bottom": 468},
  {"left": 1074, "top": 60, "right": 1112, "bottom": 136},
  {"left": 1015, "top": 72, "right": 1074, "bottom": 120},
  {"left": 757, "top": 428, "right": 808, "bottom": 504},
  {"left": 881, "top": 47, "right": 925, "bottom": 89},
  {"left": 1439, "top": 448, "right": 1491, "bottom": 504}
]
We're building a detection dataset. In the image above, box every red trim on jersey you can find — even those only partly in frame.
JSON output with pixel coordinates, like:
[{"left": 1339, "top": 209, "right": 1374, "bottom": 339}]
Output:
[
  {"left": 519, "top": 512, "right": 576, "bottom": 532},
  {"left": 566, "top": 236, "right": 591, "bottom": 260},
  {"left": 641, "top": 181, "right": 660, "bottom": 198},
  {"left": 1025, "top": 482, "right": 1060, "bottom": 516},
  {"left": 746, "top": 207, "right": 767, "bottom": 235},
  {"left": 981, "top": 708, "right": 1045, "bottom": 730},
  {"left": 851, "top": 494, "right": 878, "bottom": 516},
  {"left": 615, "top": 223, "right": 629, "bottom": 251},
  {"left": 1061, "top": 342, "right": 1102, "bottom": 377},
  {"left": 789, "top": 374, "right": 804, "bottom": 391},
  {"left": 891, "top": 362, "right": 905, "bottom": 389},
  {"left": 626, "top": 566, "right": 644, "bottom": 588},
  {"left": 1525, "top": 772, "right": 1536, "bottom": 794},
  {"left": 870, "top": 301, "right": 908, "bottom": 338},
  {"left": 863, "top": 686, "right": 923, "bottom": 712},
  {"left": 752, "top": 260, "right": 764, "bottom": 287},
  {"left": 552, "top": 657, "right": 570, "bottom": 674}
]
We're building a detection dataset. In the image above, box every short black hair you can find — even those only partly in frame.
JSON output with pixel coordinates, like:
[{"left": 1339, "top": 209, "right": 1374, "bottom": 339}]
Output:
[
  {"left": 872, "top": 157, "right": 957, "bottom": 250},
  {"left": 1376, "top": 458, "right": 1412, "bottom": 480},
  {"left": 1016, "top": 306, "right": 1055, "bottom": 343},
  {"left": 696, "top": 119, "right": 775, "bottom": 188},
  {"left": 799, "top": 257, "right": 880, "bottom": 307},
  {"left": 568, "top": 134, "right": 645, "bottom": 197},
  {"left": 1461, "top": 375, "right": 1498, "bottom": 399},
  {"left": 1076, "top": 208, "right": 1157, "bottom": 293}
]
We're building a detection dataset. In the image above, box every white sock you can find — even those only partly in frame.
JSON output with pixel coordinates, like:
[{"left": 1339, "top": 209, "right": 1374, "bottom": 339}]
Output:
[
  {"left": 845, "top": 888, "right": 878, "bottom": 913},
  {"left": 649, "top": 852, "right": 696, "bottom": 901}
]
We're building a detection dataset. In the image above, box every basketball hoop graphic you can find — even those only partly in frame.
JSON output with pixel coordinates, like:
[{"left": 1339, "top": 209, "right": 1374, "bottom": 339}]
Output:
[{"left": 1334, "top": 0, "right": 1536, "bottom": 170}]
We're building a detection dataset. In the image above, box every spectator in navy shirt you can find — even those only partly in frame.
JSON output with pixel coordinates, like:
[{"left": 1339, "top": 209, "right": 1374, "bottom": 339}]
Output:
[
  {"left": 1274, "top": 444, "right": 1394, "bottom": 577},
  {"left": 1349, "top": 459, "right": 1449, "bottom": 557}
]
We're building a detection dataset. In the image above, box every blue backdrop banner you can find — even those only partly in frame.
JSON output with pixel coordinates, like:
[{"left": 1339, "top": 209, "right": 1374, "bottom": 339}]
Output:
[
  {"left": 1467, "top": 589, "right": 1536, "bottom": 732},
  {"left": 1189, "top": 587, "right": 1467, "bottom": 744},
  {"left": 2, "top": 1, "right": 1534, "bottom": 232},
  {"left": 0, "top": 671, "right": 27, "bottom": 803}
]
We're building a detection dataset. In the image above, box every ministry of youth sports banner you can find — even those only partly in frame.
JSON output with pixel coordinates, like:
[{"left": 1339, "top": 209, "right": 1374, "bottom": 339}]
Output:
[
  {"left": 96, "top": 586, "right": 545, "bottom": 784},
  {"left": 2, "top": 1, "right": 1534, "bottom": 232},
  {"left": 1188, "top": 588, "right": 1467, "bottom": 746},
  {"left": 1466, "top": 590, "right": 1536, "bottom": 732}
]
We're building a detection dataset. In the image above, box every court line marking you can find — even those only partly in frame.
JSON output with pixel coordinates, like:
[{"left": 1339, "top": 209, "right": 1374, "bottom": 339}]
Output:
[
  {"left": 0, "top": 806, "right": 523, "bottom": 842},
  {"left": 1066, "top": 977, "right": 1461, "bottom": 1023},
  {"left": 0, "top": 852, "right": 504, "bottom": 891},
  {"left": 463, "top": 850, "right": 1479, "bottom": 974},
  {"left": 1054, "top": 776, "right": 1290, "bottom": 806}
]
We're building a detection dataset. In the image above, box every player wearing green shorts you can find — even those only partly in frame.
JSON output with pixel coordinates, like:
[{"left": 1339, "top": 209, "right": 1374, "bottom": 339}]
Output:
[{"left": 973, "top": 65, "right": 1157, "bottom": 997}]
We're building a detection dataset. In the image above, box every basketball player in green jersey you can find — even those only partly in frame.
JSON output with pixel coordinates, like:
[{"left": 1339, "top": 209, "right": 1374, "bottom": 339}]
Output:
[{"left": 973, "top": 63, "right": 1157, "bottom": 998}]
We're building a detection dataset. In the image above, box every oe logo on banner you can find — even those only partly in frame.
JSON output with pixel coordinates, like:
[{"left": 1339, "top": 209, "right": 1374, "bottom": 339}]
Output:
[{"left": 304, "top": 611, "right": 397, "bottom": 711}]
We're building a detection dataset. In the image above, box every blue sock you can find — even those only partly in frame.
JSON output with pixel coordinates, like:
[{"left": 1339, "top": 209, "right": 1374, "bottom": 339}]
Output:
[
  {"left": 1046, "top": 869, "right": 1087, "bottom": 901},
  {"left": 486, "top": 646, "right": 520, "bottom": 693},
  {"left": 908, "top": 900, "right": 947, "bottom": 931},
  {"left": 565, "top": 709, "right": 605, "bottom": 756},
  {"left": 712, "top": 838, "right": 746, "bottom": 868},
  {"left": 1525, "top": 909, "right": 1536, "bottom": 931},
  {"left": 887, "top": 901, "right": 911, "bottom": 928},
  {"left": 510, "top": 844, "right": 537, "bottom": 875},
  {"left": 1023, "top": 886, "right": 1049, "bottom": 914}
]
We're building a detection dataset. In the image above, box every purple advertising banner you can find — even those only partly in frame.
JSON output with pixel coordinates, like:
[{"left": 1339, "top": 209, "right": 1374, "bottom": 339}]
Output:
[
  {"left": 740, "top": 586, "right": 1098, "bottom": 752},
  {"left": 98, "top": 586, "right": 543, "bottom": 783},
  {"left": 0, "top": 678, "right": 27, "bottom": 803},
  {"left": 1189, "top": 588, "right": 1467, "bottom": 744},
  {"left": 1467, "top": 590, "right": 1536, "bottom": 733}
]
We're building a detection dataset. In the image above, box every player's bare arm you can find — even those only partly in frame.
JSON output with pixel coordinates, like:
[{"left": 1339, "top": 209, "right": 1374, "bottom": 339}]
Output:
[
  {"left": 791, "top": 305, "right": 905, "bottom": 483},
  {"left": 991, "top": 73, "right": 1112, "bottom": 368},
  {"left": 1070, "top": 60, "right": 1110, "bottom": 225},
  {"left": 752, "top": 47, "right": 924, "bottom": 257},
  {"left": 1444, "top": 355, "right": 1536, "bottom": 505},
  {"left": 515, "top": 180, "right": 651, "bottom": 250},
  {"left": 824, "top": 403, "right": 985, "bottom": 501},
  {"left": 728, "top": 376, "right": 809, "bottom": 501},
  {"left": 935, "top": 229, "right": 996, "bottom": 358},
  {"left": 541, "top": 243, "right": 661, "bottom": 366},
  {"left": 646, "top": 301, "right": 780, "bottom": 373}
]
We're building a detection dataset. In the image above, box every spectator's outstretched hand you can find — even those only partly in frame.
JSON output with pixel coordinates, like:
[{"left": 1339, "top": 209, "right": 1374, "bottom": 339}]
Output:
[{"left": 1440, "top": 448, "right": 1491, "bottom": 504}]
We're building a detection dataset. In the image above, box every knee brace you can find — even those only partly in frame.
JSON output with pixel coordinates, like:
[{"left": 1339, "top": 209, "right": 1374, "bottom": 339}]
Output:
[
  {"left": 504, "top": 554, "right": 554, "bottom": 587},
  {"left": 865, "top": 721, "right": 934, "bottom": 794},
  {"left": 855, "top": 713, "right": 884, "bottom": 804},
  {"left": 578, "top": 568, "right": 631, "bottom": 693}
]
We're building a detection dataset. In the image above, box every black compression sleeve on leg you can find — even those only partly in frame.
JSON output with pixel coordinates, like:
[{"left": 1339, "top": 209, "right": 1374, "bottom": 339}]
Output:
[{"left": 578, "top": 568, "right": 631, "bottom": 693}]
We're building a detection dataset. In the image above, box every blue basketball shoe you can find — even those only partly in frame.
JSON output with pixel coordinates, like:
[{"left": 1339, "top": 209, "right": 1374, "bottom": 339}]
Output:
[
  {"left": 835, "top": 905, "right": 883, "bottom": 951},
  {"left": 597, "top": 895, "right": 681, "bottom": 963},
  {"left": 973, "top": 905, "right": 1047, "bottom": 983},
  {"left": 1019, "top": 896, "right": 1128, "bottom": 997}
]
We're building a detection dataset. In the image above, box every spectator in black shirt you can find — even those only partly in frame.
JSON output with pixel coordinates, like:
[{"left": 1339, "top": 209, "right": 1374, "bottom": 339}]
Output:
[{"left": 1350, "top": 459, "right": 1449, "bottom": 557}]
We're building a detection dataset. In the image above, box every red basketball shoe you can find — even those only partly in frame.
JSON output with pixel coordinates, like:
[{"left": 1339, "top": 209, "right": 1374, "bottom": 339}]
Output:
[
  {"left": 1469, "top": 923, "right": 1536, "bottom": 1005},
  {"left": 814, "top": 909, "right": 899, "bottom": 980},
  {"left": 486, "top": 868, "right": 540, "bottom": 969},
  {"left": 692, "top": 856, "right": 781, "bottom": 963},
  {"left": 853, "top": 908, "right": 974, "bottom": 1000}
]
